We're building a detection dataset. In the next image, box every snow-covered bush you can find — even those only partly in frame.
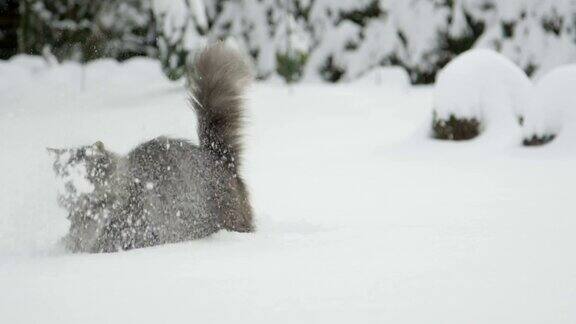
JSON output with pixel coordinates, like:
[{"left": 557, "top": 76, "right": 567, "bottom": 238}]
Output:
[
  {"left": 239, "top": 0, "right": 311, "bottom": 81},
  {"left": 303, "top": 0, "right": 375, "bottom": 82},
  {"left": 432, "top": 49, "right": 531, "bottom": 140},
  {"left": 522, "top": 65, "right": 576, "bottom": 146},
  {"left": 303, "top": 0, "right": 576, "bottom": 83},
  {"left": 19, "top": 0, "right": 154, "bottom": 62},
  {"left": 19, "top": 0, "right": 104, "bottom": 62},
  {"left": 97, "top": 0, "right": 156, "bottom": 61},
  {"left": 152, "top": 0, "right": 197, "bottom": 81},
  {"left": 276, "top": 51, "right": 308, "bottom": 83},
  {"left": 302, "top": 0, "right": 468, "bottom": 83},
  {"left": 468, "top": 0, "right": 576, "bottom": 79},
  {"left": 13, "top": 0, "right": 576, "bottom": 84}
]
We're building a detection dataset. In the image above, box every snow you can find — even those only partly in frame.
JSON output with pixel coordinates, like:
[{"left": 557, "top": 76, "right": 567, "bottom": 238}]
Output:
[
  {"left": 467, "top": 0, "right": 576, "bottom": 78},
  {"left": 1, "top": 56, "right": 576, "bottom": 323},
  {"left": 305, "top": 0, "right": 452, "bottom": 82},
  {"left": 303, "top": 0, "right": 576, "bottom": 82},
  {"left": 303, "top": 20, "right": 361, "bottom": 82},
  {"left": 353, "top": 66, "right": 410, "bottom": 89},
  {"left": 384, "top": 0, "right": 450, "bottom": 74},
  {"left": 20, "top": 0, "right": 576, "bottom": 84},
  {"left": 151, "top": 0, "right": 190, "bottom": 29},
  {"left": 433, "top": 49, "right": 532, "bottom": 141},
  {"left": 523, "top": 65, "right": 576, "bottom": 140},
  {"left": 51, "top": 149, "right": 95, "bottom": 197}
]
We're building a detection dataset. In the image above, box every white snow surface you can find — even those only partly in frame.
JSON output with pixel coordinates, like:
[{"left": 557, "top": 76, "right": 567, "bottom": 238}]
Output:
[
  {"left": 354, "top": 66, "right": 411, "bottom": 89},
  {"left": 523, "top": 65, "right": 576, "bottom": 140},
  {"left": 433, "top": 49, "right": 532, "bottom": 141},
  {"left": 1, "top": 56, "right": 576, "bottom": 323}
]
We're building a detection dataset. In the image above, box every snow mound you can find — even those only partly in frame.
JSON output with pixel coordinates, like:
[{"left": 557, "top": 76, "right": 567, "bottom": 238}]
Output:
[
  {"left": 432, "top": 49, "right": 532, "bottom": 140},
  {"left": 0, "top": 55, "right": 49, "bottom": 88},
  {"left": 522, "top": 65, "right": 576, "bottom": 145},
  {"left": 352, "top": 66, "right": 410, "bottom": 89}
]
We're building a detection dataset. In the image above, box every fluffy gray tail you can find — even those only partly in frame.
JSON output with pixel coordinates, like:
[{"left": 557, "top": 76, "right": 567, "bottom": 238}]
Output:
[{"left": 189, "top": 43, "right": 252, "bottom": 171}]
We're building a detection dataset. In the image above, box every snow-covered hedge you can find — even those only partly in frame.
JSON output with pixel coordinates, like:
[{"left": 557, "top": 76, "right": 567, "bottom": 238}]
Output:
[
  {"left": 19, "top": 0, "right": 155, "bottom": 62},
  {"left": 15, "top": 0, "right": 576, "bottom": 83},
  {"left": 432, "top": 49, "right": 531, "bottom": 140},
  {"left": 522, "top": 65, "right": 576, "bottom": 146}
]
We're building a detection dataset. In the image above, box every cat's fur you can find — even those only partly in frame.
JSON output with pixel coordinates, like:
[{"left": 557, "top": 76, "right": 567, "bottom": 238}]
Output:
[{"left": 49, "top": 43, "right": 254, "bottom": 253}]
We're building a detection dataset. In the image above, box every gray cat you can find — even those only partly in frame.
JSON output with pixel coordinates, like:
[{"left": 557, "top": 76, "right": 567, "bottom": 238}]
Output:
[{"left": 48, "top": 43, "right": 254, "bottom": 253}]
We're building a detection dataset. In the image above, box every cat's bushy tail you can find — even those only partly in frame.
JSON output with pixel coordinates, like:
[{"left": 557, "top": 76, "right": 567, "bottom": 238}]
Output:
[{"left": 189, "top": 42, "right": 252, "bottom": 171}]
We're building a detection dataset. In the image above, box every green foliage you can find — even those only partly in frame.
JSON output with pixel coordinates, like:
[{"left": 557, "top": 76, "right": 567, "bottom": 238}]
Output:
[
  {"left": 0, "top": 0, "right": 19, "bottom": 59},
  {"left": 153, "top": 5, "right": 191, "bottom": 82},
  {"left": 97, "top": 1, "right": 157, "bottom": 61},
  {"left": 338, "top": 0, "right": 382, "bottom": 27},
  {"left": 157, "top": 34, "right": 188, "bottom": 81},
  {"left": 432, "top": 112, "right": 481, "bottom": 141},
  {"left": 320, "top": 55, "right": 345, "bottom": 83},
  {"left": 523, "top": 134, "right": 556, "bottom": 146},
  {"left": 18, "top": 0, "right": 154, "bottom": 62},
  {"left": 19, "top": 0, "right": 103, "bottom": 61},
  {"left": 276, "top": 51, "right": 308, "bottom": 83},
  {"left": 442, "top": 12, "right": 485, "bottom": 57}
]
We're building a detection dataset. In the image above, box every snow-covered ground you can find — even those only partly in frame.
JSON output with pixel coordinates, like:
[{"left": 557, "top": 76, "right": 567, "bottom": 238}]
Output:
[{"left": 1, "top": 56, "right": 575, "bottom": 323}]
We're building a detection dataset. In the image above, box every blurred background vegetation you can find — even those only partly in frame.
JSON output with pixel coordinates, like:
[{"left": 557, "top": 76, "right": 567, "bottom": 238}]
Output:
[{"left": 1, "top": 0, "right": 576, "bottom": 84}]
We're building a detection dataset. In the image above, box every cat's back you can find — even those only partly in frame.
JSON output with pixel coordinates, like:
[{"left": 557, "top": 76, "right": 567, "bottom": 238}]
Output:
[
  {"left": 125, "top": 136, "right": 222, "bottom": 242},
  {"left": 128, "top": 136, "right": 207, "bottom": 178}
]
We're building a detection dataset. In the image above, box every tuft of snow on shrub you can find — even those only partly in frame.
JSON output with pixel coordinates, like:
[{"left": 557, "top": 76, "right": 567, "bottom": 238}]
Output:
[
  {"left": 432, "top": 49, "right": 532, "bottom": 141},
  {"left": 522, "top": 65, "right": 576, "bottom": 146}
]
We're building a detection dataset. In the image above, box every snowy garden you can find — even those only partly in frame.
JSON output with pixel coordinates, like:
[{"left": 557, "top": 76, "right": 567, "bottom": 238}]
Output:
[{"left": 2, "top": 1, "right": 576, "bottom": 323}]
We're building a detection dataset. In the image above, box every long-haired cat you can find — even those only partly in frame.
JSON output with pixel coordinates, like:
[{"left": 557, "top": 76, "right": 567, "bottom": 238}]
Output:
[{"left": 49, "top": 43, "right": 254, "bottom": 253}]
